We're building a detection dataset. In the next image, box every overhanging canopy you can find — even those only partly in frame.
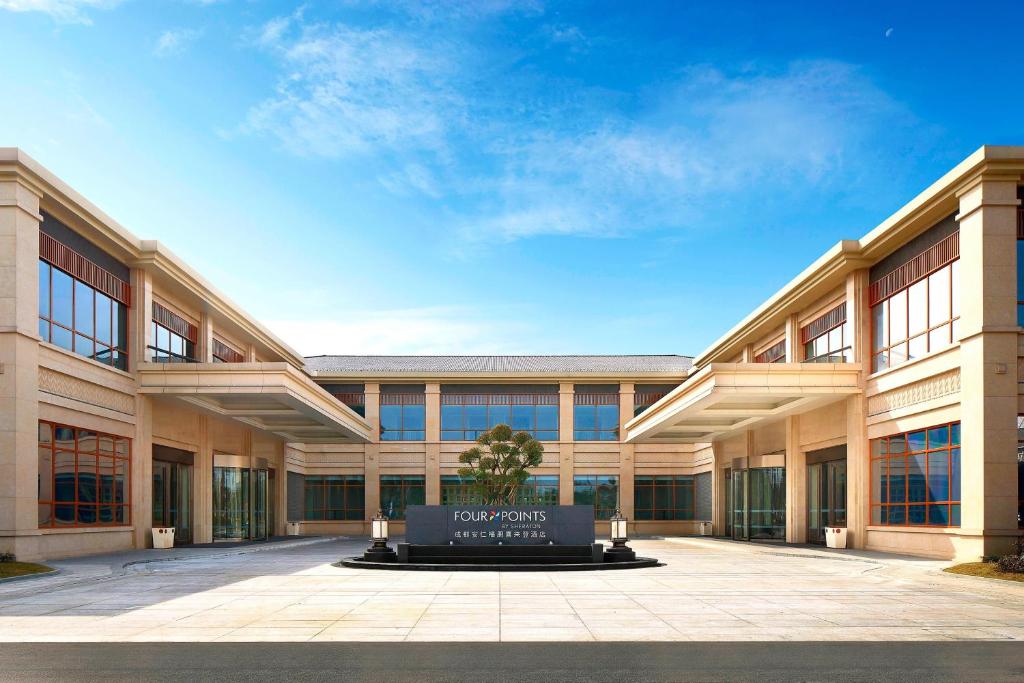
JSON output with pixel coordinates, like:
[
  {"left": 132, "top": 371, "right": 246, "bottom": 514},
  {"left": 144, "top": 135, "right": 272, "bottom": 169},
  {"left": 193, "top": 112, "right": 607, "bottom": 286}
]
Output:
[
  {"left": 137, "top": 362, "right": 373, "bottom": 444},
  {"left": 624, "top": 363, "right": 861, "bottom": 443}
]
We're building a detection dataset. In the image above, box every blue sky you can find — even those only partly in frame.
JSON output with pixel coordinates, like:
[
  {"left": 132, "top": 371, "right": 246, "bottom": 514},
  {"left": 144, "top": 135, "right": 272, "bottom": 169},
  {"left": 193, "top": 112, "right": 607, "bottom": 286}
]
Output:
[{"left": 1, "top": 1, "right": 1021, "bottom": 357}]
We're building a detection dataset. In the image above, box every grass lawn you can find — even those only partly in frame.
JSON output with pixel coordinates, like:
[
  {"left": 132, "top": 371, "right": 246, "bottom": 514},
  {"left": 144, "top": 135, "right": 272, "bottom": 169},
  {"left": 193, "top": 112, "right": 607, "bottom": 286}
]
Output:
[
  {"left": 0, "top": 562, "right": 54, "bottom": 579},
  {"left": 944, "top": 562, "right": 1024, "bottom": 583}
]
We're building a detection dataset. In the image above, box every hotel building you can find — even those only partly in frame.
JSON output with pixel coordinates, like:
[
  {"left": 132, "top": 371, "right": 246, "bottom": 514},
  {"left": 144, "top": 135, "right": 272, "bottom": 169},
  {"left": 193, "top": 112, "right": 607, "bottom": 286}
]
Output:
[{"left": 1, "top": 146, "right": 1023, "bottom": 562}]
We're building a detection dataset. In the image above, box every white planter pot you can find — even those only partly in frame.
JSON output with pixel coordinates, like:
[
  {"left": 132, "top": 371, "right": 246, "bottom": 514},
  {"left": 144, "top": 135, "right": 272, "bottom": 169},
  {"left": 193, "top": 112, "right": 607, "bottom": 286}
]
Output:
[
  {"left": 699, "top": 521, "right": 713, "bottom": 536},
  {"left": 151, "top": 527, "right": 175, "bottom": 549},
  {"left": 286, "top": 522, "right": 302, "bottom": 536},
  {"left": 825, "top": 527, "right": 847, "bottom": 549}
]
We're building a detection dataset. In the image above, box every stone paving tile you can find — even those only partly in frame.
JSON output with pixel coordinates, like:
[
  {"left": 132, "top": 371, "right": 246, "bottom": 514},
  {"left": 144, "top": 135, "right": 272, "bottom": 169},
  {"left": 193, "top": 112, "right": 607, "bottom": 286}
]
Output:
[{"left": 3, "top": 537, "right": 1024, "bottom": 642}]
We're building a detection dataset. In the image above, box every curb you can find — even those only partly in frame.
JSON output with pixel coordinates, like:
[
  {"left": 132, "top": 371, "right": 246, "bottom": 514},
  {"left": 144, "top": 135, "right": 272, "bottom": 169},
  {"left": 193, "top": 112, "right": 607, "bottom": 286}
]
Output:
[
  {"left": 123, "top": 536, "right": 343, "bottom": 572},
  {"left": 0, "top": 567, "right": 62, "bottom": 585}
]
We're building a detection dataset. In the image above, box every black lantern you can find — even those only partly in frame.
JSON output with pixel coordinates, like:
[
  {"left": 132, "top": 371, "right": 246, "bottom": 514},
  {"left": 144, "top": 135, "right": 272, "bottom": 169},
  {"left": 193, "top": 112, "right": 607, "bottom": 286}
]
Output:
[
  {"left": 363, "top": 509, "right": 397, "bottom": 562},
  {"left": 603, "top": 509, "right": 636, "bottom": 563}
]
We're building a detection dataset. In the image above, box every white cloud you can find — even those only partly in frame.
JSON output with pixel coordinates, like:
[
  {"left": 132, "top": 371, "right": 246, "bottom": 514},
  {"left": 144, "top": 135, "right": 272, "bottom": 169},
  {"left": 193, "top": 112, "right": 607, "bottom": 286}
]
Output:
[
  {"left": 0, "top": 0, "right": 121, "bottom": 24},
  {"left": 457, "top": 61, "right": 913, "bottom": 241},
  {"left": 267, "top": 306, "right": 536, "bottom": 356},
  {"left": 154, "top": 27, "right": 202, "bottom": 57},
  {"left": 240, "top": 9, "right": 923, "bottom": 245},
  {"left": 243, "top": 16, "right": 461, "bottom": 159}
]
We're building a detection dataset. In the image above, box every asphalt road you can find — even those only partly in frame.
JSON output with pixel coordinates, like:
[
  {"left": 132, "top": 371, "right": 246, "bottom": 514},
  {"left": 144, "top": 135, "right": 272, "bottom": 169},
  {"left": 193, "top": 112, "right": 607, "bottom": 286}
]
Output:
[{"left": 0, "top": 642, "right": 1022, "bottom": 682}]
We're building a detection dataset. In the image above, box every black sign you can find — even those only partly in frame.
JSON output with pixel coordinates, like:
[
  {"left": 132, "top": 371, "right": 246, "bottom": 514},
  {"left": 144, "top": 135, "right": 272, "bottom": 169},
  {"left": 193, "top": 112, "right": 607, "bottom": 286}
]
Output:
[{"left": 405, "top": 505, "right": 595, "bottom": 545}]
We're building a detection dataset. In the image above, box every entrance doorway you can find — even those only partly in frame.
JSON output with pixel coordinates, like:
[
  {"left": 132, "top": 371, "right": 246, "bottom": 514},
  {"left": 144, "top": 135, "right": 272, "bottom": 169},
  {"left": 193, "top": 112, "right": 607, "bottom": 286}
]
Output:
[
  {"left": 729, "top": 460, "right": 786, "bottom": 541},
  {"left": 152, "top": 445, "right": 193, "bottom": 545},
  {"left": 212, "top": 453, "right": 270, "bottom": 541},
  {"left": 806, "top": 446, "right": 847, "bottom": 545}
]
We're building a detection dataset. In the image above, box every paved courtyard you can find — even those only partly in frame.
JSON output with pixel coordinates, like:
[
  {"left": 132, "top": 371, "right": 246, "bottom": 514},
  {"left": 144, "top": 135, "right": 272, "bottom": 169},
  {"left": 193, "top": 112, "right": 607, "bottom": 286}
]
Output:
[{"left": 1, "top": 537, "right": 1023, "bottom": 642}]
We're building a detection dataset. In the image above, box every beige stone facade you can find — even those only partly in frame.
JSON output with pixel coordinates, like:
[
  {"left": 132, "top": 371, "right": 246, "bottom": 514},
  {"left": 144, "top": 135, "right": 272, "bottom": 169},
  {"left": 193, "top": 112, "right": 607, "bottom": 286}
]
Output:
[
  {"left": 3, "top": 145, "right": 1024, "bottom": 563},
  {"left": 627, "top": 145, "right": 1024, "bottom": 561}
]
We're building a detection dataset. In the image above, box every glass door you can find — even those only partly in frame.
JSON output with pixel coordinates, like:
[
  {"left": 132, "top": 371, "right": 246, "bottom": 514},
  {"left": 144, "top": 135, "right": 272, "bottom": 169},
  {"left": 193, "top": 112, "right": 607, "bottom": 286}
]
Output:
[
  {"left": 152, "top": 459, "right": 192, "bottom": 545},
  {"left": 731, "top": 469, "right": 748, "bottom": 540},
  {"left": 252, "top": 468, "right": 268, "bottom": 541},
  {"left": 212, "top": 455, "right": 271, "bottom": 542},
  {"left": 807, "top": 458, "right": 847, "bottom": 544},
  {"left": 724, "top": 468, "right": 733, "bottom": 538},
  {"left": 213, "top": 466, "right": 250, "bottom": 540}
]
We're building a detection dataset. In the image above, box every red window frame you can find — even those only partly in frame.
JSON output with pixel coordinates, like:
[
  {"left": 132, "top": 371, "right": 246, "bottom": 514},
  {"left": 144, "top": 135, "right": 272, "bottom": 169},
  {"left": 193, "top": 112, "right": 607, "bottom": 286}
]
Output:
[
  {"left": 870, "top": 422, "right": 960, "bottom": 528},
  {"left": 870, "top": 233, "right": 960, "bottom": 373},
  {"left": 38, "top": 259, "right": 129, "bottom": 370},
  {"left": 37, "top": 420, "right": 132, "bottom": 529},
  {"left": 754, "top": 340, "right": 786, "bottom": 363}
]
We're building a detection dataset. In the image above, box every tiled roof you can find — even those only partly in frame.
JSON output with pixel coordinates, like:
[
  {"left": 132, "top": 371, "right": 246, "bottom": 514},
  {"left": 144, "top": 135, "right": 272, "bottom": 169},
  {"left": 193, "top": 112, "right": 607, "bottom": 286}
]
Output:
[{"left": 304, "top": 355, "right": 693, "bottom": 376}]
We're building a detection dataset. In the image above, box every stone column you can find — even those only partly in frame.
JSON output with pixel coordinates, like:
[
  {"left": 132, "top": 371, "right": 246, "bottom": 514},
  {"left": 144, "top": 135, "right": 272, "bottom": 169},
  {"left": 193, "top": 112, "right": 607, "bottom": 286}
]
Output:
[
  {"left": 618, "top": 383, "right": 635, "bottom": 518},
  {"left": 710, "top": 444, "right": 724, "bottom": 535},
  {"left": 784, "top": 313, "right": 801, "bottom": 363},
  {"left": 846, "top": 268, "right": 870, "bottom": 549},
  {"left": 193, "top": 415, "right": 214, "bottom": 544},
  {"left": 132, "top": 268, "right": 154, "bottom": 363},
  {"left": 424, "top": 382, "right": 441, "bottom": 504},
  {"left": 784, "top": 415, "right": 805, "bottom": 543},
  {"left": 364, "top": 383, "right": 381, "bottom": 518},
  {"left": 956, "top": 175, "right": 1020, "bottom": 558},
  {"left": 0, "top": 175, "right": 42, "bottom": 560},
  {"left": 197, "top": 313, "right": 213, "bottom": 363},
  {"left": 558, "top": 382, "right": 574, "bottom": 504}
]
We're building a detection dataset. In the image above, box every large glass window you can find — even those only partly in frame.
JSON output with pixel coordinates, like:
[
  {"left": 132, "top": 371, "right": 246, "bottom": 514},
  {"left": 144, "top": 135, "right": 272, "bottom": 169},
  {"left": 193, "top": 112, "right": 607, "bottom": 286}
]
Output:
[
  {"left": 633, "top": 385, "right": 675, "bottom": 417},
  {"left": 440, "top": 474, "right": 559, "bottom": 505},
  {"left": 441, "top": 392, "right": 558, "bottom": 441},
  {"left": 38, "top": 421, "right": 130, "bottom": 528},
  {"left": 754, "top": 340, "right": 786, "bottom": 364},
  {"left": 802, "top": 304, "right": 851, "bottom": 363},
  {"left": 871, "top": 422, "right": 961, "bottom": 527},
  {"left": 635, "top": 475, "right": 694, "bottom": 520},
  {"left": 151, "top": 320, "right": 196, "bottom": 363},
  {"left": 872, "top": 259, "right": 959, "bottom": 372},
  {"left": 573, "top": 475, "right": 618, "bottom": 520},
  {"left": 1017, "top": 416, "right": 1024, "bottom": 529},
  {"left": 574, "top": 390, "right": 619, "bottom": 441},
  {"left": 379, "top": 475, "right": 425, "bottom": 520},
  {"left": 380, "top": 392, "right": 425, "bottom": 441},
  {"left": 1017, "top": 199, "right": 1024, "bottom": 326},
  {"left": 212, "top": 338, "right": 244, "bottom": 363},
  {"left": 304, "top": 475, "right": 365, "bottom": 521},
  {"left": 38, "top": 260, "right": 128, "bottom": 370}
]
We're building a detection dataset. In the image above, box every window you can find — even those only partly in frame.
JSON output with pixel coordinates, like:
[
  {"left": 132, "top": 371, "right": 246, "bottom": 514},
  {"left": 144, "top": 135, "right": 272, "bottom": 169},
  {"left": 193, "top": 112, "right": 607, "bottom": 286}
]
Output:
[
  {"left": 38, "top": 260, "right": 129, "bottom": 370},
  {"left": 379, "top": 391, "right": 425, "bottom": 441},
  {"left": 574, "top": 389, "right": 619, "bottom": 441},
  {"left": 633, "top": 385, "right": 675, "bottom": 417},
  {"left": 754, "top": 340, "right": 786, "bottom": 364},
  {"left": 304, "top": 475, "right": 365, "bottom": 521},
  {"left": 871, "top": 422, "right": 961, "bottom": 527},
  {"left": 38, "top": 421, "right": 130, "bottom": 528},
  {"left": 441, "top": 391, "right": 558, "bottom": 441},
  {"left": 440, "top": 474, "right": 559, "bottom": 505},
  {"left": 212, "top": 338, "right": 244, "bottom": 363},
  {"left": 802, "top": 304, "right": 851, "bottom": 362},
  {"left": 1017, "top": 416, "right": 1024, "bottom": 529},
  {"left": 635, "top": 475, "right": 695, "bottom": 520},
  {"left": 573, "top": 475, "right": 618, "bottom": 520},
  {"left": 151, "top": 302, "right": 197, "bottom": 363},
  {"left": 320, "top": 384, "right": 365, "bottom": 417},
  {"left": 379, "top": 475, "right": 425, "bottom": 520},
  {"left": 1017, "top": 202, "right": 1024, "bottom": 326},
  {"left": 871, "top": 232, "right": 959, "bottom": 372}
]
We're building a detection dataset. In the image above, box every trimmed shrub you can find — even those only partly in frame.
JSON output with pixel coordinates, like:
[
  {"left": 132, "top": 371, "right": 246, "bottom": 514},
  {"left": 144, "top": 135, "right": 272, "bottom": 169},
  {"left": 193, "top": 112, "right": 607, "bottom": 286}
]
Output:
[{"left": 0, "top": 552, "right": 15, "bottom": 563}]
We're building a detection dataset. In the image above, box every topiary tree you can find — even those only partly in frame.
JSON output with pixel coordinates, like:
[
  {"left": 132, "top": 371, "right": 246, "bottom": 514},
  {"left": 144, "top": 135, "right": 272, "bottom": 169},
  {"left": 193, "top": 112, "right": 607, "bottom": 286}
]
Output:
[{"left": 457, "top": 424, "right": 544, "bottom": 505}]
